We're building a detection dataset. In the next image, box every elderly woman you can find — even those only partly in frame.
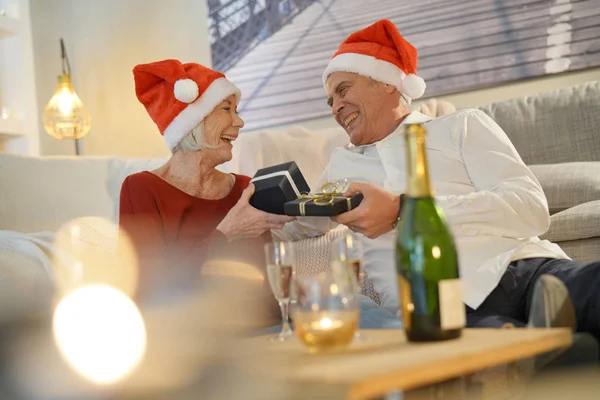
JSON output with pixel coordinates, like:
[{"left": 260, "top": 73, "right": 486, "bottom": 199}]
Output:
[{"left": 119, "top": 59, "right": 294, "bottom": 312}]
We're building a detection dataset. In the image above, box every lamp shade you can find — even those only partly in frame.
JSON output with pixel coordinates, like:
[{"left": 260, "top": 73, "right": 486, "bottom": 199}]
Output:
[{"left": 43, "top": 73, "right": 91, "bottom": 140}]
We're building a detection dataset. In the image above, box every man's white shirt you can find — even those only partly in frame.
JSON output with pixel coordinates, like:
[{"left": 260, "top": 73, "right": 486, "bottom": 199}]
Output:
[{"left": 277, "top": 109, "right": 568, "bottom": 314}]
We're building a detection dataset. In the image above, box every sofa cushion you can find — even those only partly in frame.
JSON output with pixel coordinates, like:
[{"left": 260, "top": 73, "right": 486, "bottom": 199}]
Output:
[
  {"left": 225, "top": 125, "right": 349, "bottom": 189},
  {"left": 478, "top": 81, "right": 600, "bottom": 165},
  {"left": 554, "top": 237, "right": 600, "bottom": 264},
  {"left": 0, "top": 154, "right": 114, "bottom": 233},
  {"left": 0, "top": 153, "right": 164, "bottom": 233},
  {"left": 0, "top": 246, "right": 53, "bottom": 318},
  {"left": 530, "top": 162, "right": 600, "bottom": 214},
  {"left": 541, "top": 200, "right": 600, "bottom": 243}
]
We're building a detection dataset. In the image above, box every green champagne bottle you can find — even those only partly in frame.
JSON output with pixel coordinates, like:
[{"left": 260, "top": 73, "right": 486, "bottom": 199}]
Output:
[{"left": 396, "top": 123, "right": 465, "bottom": 342}]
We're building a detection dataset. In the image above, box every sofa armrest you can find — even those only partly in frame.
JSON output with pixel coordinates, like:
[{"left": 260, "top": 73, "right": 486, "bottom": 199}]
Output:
[
  {"left": 0, "top": 248, "right": 53, "bottom": 316},
  {"left": 541, "top": 200, "right": 600, "bottom": 243},
  {"left": 529, "top": 162, "right": 600, "bottom": 214}
]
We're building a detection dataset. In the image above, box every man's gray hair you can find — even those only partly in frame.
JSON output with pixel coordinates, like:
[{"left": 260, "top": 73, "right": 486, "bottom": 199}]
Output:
[
  {"left": 399, "top": 94, "right": 410, "bottom": 106},
  {"left": 171, "top": 122, "right": 219, "bottom": 153},
  {"left": 369, "top": 77, "right": 411, "bottom": 106}
]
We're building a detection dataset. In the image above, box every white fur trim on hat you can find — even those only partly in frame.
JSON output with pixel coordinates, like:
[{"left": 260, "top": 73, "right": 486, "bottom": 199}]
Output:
[
  {"left": 322, "top": 53, "right": 426, "bottom": 100},
  {"left": 163, "top": 77, "right": 241, "bottom": 150},
  {"left": 174, "top": 78, "right": 200, "bottom": 103}
]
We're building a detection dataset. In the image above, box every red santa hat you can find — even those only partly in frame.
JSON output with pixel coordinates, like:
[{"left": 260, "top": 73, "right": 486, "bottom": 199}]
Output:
[
  {"left": 322, "top": 19, "right": 426, "bottom": 101},
  {"left": 133, "top": 59, "right": 241, "bottom": 150}
]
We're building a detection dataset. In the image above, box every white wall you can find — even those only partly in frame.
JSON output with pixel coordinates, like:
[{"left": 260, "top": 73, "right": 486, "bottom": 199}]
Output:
[
  {"left": 0, "top": 0, "right": 40, "bottom": 156},
  {"left": 247, "top": 67, "right": 600, "bottom": 133},
  {"left": 30, "top": 0, "right": 212, "bottom": 157}
]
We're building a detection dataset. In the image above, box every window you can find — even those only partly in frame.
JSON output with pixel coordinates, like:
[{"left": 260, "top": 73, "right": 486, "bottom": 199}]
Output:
[{"left": 209, "top": 0, "right": 600, "bottom": 131}]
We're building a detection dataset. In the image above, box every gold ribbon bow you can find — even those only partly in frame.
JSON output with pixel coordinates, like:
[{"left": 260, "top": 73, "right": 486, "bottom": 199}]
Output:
[{"left": 296, "top": 179, "right": 352, "bottom": 216}]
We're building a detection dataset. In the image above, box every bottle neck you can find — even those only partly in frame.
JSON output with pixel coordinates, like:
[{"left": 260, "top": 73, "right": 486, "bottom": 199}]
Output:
[{"left": 405, "top": 124, "right": 434, "bottom": 198}]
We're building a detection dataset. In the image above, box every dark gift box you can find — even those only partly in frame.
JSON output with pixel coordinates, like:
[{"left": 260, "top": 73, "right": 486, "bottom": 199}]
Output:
[
  {"left": 283, "top": 192, "right": 364, "bottom": 217},
  {"left": 249, "top": 161, "right": 311, "bottom": 215}
]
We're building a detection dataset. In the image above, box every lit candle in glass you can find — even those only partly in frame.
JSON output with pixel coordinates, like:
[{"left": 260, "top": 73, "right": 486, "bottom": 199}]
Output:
[
  {"left": 292, "top": 272, "right": 360, "bottom": 353},
  {"left": 312, "top": 316, "right": 342, "bottom": 330},
  {"left": 293, "top": 310, "right": 358, "bottom": 353}
]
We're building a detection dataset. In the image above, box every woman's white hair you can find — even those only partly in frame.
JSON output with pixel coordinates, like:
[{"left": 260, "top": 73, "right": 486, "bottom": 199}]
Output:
[{"left": 171, "top": 122, "right": 219, "bottom": 153}]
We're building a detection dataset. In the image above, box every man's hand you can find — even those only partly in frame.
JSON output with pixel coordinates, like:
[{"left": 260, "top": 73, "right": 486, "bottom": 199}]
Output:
[{"left": 332, "top": 182, "right": 401, "bottom": 239}]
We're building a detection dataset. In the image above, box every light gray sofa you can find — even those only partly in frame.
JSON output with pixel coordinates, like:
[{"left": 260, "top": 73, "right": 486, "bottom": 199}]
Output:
[{"left": 478, "top": 80, "right": 600, "bottom": 263}]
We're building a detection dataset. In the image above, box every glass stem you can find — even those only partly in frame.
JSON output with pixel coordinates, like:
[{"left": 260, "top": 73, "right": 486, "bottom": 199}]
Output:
[{"left": 280, "top": 300, "right": 292, "bottom": 335}]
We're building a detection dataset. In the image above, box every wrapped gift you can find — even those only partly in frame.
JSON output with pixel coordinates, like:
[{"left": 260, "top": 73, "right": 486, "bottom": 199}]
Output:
[
  {"left": 249, "top": 161, "right": 311, "bottom": 215},
  {"left": 284, "top": 192, "right": 364, "bottom": 217}
]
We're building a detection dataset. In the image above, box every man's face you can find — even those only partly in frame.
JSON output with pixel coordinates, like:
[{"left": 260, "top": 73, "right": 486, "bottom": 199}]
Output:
[{"left": 325, "top": 72, "right": 395, "bottom": 146}]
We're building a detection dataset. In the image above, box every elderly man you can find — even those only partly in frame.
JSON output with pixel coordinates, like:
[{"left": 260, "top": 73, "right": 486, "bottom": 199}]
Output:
[{"left": 279, "top": 19, "right": 600, "bottom": 343}]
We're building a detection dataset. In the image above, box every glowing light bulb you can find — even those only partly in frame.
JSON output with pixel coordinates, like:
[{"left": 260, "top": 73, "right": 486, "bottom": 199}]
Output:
[
  {"left": 43, "top": 73, "right": 91, "bottom": 140},
  {"left": 52, "top": 284, "right": 146, "bottom": 385}
]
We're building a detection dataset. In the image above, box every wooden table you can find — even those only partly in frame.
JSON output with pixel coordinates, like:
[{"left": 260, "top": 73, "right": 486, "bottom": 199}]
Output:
[{"left": 243, "top": 328, "right": 572, "bottom": 400}]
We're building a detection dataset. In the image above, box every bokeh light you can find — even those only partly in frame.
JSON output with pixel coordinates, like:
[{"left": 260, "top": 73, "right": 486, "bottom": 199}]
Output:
[{"left": 52, "top": 284, "right": 146, "bottom": 385}]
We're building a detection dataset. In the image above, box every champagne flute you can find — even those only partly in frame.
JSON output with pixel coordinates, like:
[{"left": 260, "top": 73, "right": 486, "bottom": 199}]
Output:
[
  {"left": 264, "top": 241, "right": 295, "bottom": 341},
  {"left": 331, "top": 232, "right": 368, "bottom": 342}
]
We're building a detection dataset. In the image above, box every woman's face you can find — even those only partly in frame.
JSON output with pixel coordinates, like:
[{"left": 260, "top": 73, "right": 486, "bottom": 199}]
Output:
[{"left": 203, "top": 94, "right": 244, "bottom": 164}]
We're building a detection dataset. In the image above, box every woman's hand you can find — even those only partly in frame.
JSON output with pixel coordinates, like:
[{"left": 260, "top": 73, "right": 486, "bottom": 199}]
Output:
[{"left": 217, "top": 184, "right": 296, "bottom": 241}]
